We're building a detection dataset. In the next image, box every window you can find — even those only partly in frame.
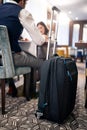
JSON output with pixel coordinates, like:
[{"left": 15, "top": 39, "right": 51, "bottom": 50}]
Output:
[
  {"left": 83, "top": 24, "right": 87, "bottom": 42},
  {"left": 72, "top": 24, "right": 80, "bottom": 47}
]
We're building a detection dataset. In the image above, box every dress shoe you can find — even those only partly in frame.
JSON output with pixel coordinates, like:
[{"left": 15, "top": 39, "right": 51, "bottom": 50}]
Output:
[
  {"left": 7, "top": 86, "right": 18, "bottom": 97},
  {"left": 12, "top": 87, "right": 18, "bottom": 97},
  {"left": 30, "top": 92, "right": 39, "bottom": 99},
  {"left": 7, "top": 87, "right": 12, "bottom": 96}
]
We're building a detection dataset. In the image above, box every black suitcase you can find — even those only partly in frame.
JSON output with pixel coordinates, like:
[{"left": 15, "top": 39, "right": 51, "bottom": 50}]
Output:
[
  {"left": 36, "top": 56, "right": 78, "bottom": 123},
  {"left": 36, "top": 6, "right": 78, "bottom": 123}
]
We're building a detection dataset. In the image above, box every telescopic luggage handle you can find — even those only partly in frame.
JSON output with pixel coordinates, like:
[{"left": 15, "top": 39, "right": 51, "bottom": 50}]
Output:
[{"left": 46, "top": 6, "right": 60, "bottom": 60}]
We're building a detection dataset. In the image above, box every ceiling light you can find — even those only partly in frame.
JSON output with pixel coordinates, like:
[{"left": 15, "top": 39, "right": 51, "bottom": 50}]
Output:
[
  {"left": 75, "top": 17, "right": 78, "bottom": 20},
  {"left": 68, "top": 11, "right": 72, "bottom": 14}
]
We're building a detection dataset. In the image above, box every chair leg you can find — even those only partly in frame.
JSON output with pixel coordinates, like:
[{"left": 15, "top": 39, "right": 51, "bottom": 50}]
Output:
[
  {"left": 1, "top": 79, "right": 5, "bottom": 114},
  {"left": 23, "top": 73, "right": 31, "bottom": 101}
]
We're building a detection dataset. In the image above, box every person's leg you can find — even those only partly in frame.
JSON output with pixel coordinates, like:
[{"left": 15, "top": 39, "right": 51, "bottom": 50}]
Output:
[
  {"left": 29, "top": 68, "right": 39, "bottom": 98},
  {"left": 13, "top": 52, "right": 44, "bottom": 98},
  {"left": 13, "top": 52, "right": 44, "bottom": 69}
]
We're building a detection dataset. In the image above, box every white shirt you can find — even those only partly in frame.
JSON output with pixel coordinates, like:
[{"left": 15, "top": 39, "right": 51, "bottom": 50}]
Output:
[
  {"left": 19, "top": 9, "right": 46, "bottom": 57},
  {"left": 7, "top": 0, "right": 46, "bottom": 57},
  {"left": 19, "top": 9, "right": 45, "bottom": 46}
]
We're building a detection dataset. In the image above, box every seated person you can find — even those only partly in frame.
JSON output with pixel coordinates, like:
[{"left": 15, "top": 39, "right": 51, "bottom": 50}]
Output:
[
  {"left": 0, "top": 0, "right": 48, "bottom": 97},
  {"left": 31, "top": 21, "right": 49, "bottom": 92},
  {"left": 37, "top": 21, "right": 49, "bottom": 39},
  {"left": 8, "top": 21, "right": 49, "bottom": 97}
]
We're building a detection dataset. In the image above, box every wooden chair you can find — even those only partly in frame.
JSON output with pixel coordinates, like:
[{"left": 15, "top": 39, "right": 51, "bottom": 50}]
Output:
[{"left": 0, "top": 25, "right": 31, "bottom": 114}]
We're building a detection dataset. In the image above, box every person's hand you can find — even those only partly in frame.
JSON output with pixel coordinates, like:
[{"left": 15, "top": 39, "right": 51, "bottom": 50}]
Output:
[
  {"left": 20, "top": 38, "right": 29, "bottom": 42},
  {"left": 43, "top": 34, "right": 48, "bottom": 42}
]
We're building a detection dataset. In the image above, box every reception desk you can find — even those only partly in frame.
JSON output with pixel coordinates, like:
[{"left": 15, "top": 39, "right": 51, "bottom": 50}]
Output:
[
  {"left": 75, "top": 42, "right": 87, "bottom": 62},
  {"left": 75, "top": 42, "right": 87, "bottom": 49},
  {"left": 75, "top": 42, "right": 87, "bottom": 55}
]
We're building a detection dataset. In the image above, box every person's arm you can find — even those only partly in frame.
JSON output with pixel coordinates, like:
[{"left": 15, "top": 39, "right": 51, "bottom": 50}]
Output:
[{"left": 19, "top": 9, "right": 46, "bottom": 46}]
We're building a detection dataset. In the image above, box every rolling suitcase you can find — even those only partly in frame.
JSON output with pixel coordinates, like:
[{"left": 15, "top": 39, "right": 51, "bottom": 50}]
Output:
[
  {"left": 36, "top": 6, "right": 78, "bottom": 124},
  {"left": 37, "top": 56, "right": 78, "bottom": 123}
]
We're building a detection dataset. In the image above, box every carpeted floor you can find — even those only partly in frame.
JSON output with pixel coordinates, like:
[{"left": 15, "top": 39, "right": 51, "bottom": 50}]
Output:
[{"left": 0, "top": 62, "right": 87, "bottom": 130}]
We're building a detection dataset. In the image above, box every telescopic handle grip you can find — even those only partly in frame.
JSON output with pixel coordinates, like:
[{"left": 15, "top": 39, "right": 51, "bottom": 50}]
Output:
[{"left": 52, "top": 6, "right": 60, "bottom": 13}]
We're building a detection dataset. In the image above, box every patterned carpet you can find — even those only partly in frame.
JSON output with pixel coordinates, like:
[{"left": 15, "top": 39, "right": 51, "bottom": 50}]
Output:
[{"left": 0, "top": 62, "right": 87, "bottom": 130}]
